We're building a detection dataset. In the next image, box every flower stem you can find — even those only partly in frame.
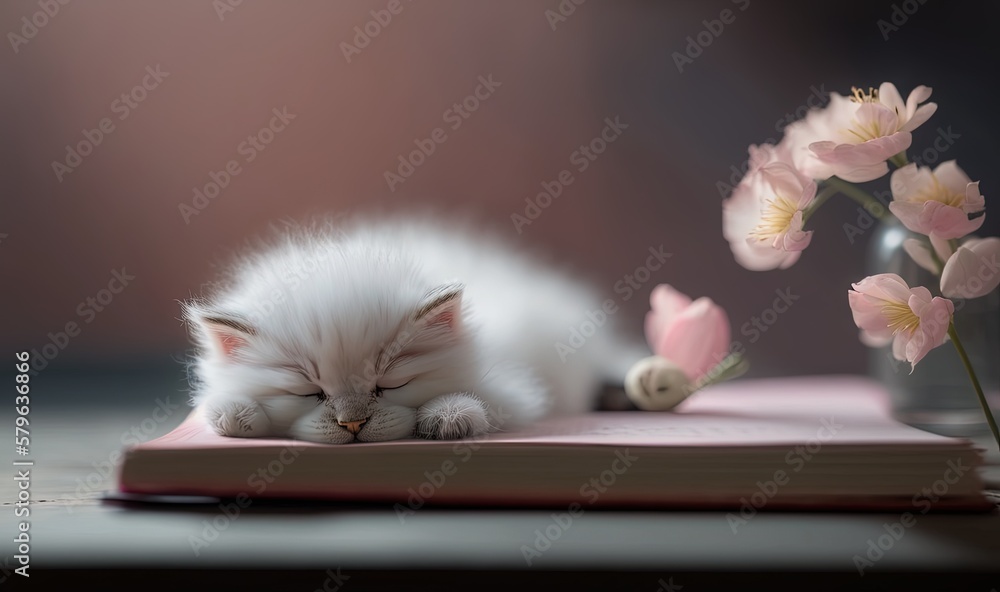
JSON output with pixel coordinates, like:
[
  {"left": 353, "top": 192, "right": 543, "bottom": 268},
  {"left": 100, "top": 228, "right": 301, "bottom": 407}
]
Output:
[
  {"left": 948, "top": 323, "right": 1000, "bottom": 451},
  {"left": 889, "top": 152, "right": 909, "bottom": 168},
  {"left": 929, "top": 247, "right": 945, "bottom": 275},
  {"left": 802, "top": 185, "right": 838, "bottom": 224},
  {"left": 825, "top": 177, "right": 891, "bottom": 221}
]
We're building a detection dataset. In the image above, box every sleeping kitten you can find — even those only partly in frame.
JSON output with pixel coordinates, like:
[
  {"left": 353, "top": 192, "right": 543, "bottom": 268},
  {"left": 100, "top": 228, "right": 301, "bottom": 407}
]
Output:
[{"left": 185, "top": 216, "right": 639, "bottom": 444}]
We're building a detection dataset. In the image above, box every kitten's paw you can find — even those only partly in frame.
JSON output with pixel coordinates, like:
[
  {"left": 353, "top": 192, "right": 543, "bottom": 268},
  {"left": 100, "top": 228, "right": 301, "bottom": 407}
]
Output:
[
  {"left": 203, "top": 398, "right": 271, "bottom": 437},
  {"left": 416, "top": 393, "right": 491, "bottom": 440}
]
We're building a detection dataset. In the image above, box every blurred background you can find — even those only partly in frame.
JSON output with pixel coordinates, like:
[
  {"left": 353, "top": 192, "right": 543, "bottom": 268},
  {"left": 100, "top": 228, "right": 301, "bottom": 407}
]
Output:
[{"left": 3, "top": 0, "right": 999, "bottom": 381}]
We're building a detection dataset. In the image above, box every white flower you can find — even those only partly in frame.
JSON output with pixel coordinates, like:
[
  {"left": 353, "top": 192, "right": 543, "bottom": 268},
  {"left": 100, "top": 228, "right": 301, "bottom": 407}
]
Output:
[
  {"left": 723, "top": 148, "right": 817, "bottom": 271},
  {"left": 783, "top": 83, "right": 937, "bottom": 182}
]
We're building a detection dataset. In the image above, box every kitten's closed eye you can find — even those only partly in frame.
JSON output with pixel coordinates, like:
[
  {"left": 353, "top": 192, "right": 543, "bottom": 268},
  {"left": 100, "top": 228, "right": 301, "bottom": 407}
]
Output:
[
  {"left": 304, "top": 379, "right": 412, "bottom": 401},
  {"left": 374, "top": 379, "right": 413, "bottom": 398},
  {"left": 377, "top": 378, "right": 413, "bottom": 391}
]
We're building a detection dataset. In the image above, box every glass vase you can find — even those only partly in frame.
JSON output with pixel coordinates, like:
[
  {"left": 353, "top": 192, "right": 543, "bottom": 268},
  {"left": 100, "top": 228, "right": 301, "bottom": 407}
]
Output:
[{"left": 866, "top": 218, "right": 1000, "bottom": 437}]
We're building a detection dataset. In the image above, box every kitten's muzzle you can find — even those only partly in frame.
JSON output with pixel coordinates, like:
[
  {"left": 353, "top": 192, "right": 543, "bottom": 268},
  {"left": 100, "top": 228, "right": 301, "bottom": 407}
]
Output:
[
  {"left": 337, "top": 419, "right": 367, "bottom": 435},
  {"left": 329, "top": 393, "right": 374, "bottom": 436}
]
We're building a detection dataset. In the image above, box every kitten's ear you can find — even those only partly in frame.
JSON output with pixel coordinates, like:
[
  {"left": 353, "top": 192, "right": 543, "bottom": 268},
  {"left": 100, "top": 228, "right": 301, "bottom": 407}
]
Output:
[
  {"left": 413, "top": 283, "right": 464, "bottom": 332},
  {"left": 185, "top": 304, "right": 257, "bottom": 359}
]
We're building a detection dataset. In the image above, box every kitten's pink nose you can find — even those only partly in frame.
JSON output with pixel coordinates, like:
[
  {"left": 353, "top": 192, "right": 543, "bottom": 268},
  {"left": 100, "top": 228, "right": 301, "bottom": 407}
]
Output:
[{"left": 337, "top": 419, "right": 367, "bottom": 435}]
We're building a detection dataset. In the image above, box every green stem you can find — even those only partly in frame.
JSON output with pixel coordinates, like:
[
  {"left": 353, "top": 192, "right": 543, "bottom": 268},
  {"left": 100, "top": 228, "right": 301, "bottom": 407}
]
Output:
[
  {"left": 928, "top": 246, "right": 945, "bottom": 275},
  {"left": 889, "top": 152, "right": 909, "bottom": 168},
  {"left": 948, "top": 323, "right": 1000, "bottom": 451},
  {"left": 802, "top": 185, "right": 838, "bottom": 224},
  {"left": 825, "top": 177, "right": 891, "bottom": 221}
]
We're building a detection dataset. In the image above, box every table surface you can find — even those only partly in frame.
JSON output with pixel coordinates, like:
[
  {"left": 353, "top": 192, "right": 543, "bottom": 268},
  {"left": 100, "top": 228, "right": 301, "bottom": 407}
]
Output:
[{"left": 3, "top": 363, "right": 999, "bottom": 590}]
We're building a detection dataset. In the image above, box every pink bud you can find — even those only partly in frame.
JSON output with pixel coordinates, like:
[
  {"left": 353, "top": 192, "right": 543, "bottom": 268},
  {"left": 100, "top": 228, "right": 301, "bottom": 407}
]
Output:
[{"left": 645, "top": 285, "right": 731, "bottom": 381}]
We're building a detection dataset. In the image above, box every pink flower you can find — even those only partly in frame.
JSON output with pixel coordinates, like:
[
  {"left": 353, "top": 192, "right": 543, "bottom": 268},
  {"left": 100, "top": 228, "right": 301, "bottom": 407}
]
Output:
[
  {"left": 722, "top": 155, "right": 817, "bottom": 270},
  {"left": 889, "top": 161, "right": 986, "bottom": 240},
  {"left": 644, "top": 284, "right": 731, "bottom": 382},
  {"left": 940, "top": 237, "right": 1000, "bottom": 299},
  {"left": 848, "top": 274, "right": 954, "bottom": 371},
  {"left": 746, "top": 142, "right": 791, "bottom": 176},
  {"left": 783, "top": 83, "right": 936, "bottom": 182}
]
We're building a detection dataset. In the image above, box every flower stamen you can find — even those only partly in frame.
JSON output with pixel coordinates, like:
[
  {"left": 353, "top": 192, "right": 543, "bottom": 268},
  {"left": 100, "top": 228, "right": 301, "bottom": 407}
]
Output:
[
  {"left": 749, "top": 194, "right": 798, "bottom": 242},
  {"left": 850, "top": 86, "right": 879, "bottom": 104},
  {"left": 881, "top": 300, "right": 920, "bottom": 336},
  {"left": 912, "top": 175, "right": 964, "bottom": 208}
]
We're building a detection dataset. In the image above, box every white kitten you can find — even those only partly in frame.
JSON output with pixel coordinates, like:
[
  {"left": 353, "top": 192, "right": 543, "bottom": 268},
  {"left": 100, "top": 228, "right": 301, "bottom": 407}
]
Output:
[{"left": 184, "top": 216, "right": 639, "bottom": 444}]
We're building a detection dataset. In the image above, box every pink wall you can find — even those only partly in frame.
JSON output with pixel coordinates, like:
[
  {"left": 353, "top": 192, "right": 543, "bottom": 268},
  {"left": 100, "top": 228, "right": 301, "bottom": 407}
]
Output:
[{"left": 8, "top": 0, "right": 984, "bottom": 374}]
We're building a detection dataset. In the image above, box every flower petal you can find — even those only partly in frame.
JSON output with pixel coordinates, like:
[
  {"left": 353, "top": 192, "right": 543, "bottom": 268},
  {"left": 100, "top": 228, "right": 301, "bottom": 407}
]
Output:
[
  {"left": 849, "top": 297, "right": 890, "bottom": 343},
  {"left": 931, "top": 161, "right": 971, "bottom": 194},
  {"left": 731, "top": 240, "right": 801, "bottom": 271},
  {"left": 941, "top": 237, "right": 1000, "bottom": 299},
  {"left": 747, "top": 143, "right": 782, "bottom": 174},
  {"left": 890, "top": 163, "right": 927, "bottom": 202},
  {"left": 649, "top": 284, "right": 692, "bottom": 317},
  {"left": 657, "top": 298, "right": 730, "bottom": 380},
  {"left": 860, "top": 329, "right": 893, "bottom": 348},
  {"left": 898, "top": 102, "right": 937, "bottom": 133},
  {"left": 902, "top": 238, "right": 939, "bottom": 273},
  {"left": 848, "top": 274, "right": 915, "bottom": 345},
  {"left": 852, "top": 273, "right": 913, "bottom": 303},
  {"left": 891, "top": 332, "right": 909, "bottom": 364},
  {"left": 964, "top": 181, "right": 986, "bottom": 213},
  {"left": 908, "top": 285, "right": 934, "bottom": 308},
  {"left": 645, "top": 284, "right": 693, "bottom": 354},
  {"left": 878, "top": 82, "right": 905, "bottom": 116},
  {"left": 853, "top": 102, "right": 901, "bottom": 139},
  {"left": 836, "top": 162, "right": 892, "bottom": 184},
  {"left": 888, "top": 201, "right": 929, "bottom": 234},
  {"left": 849, "top": 290, "right": 894, "bottom": 343},
  {"left": 904, "top": 85, "right": 933, "bottom": 115},
  {"left": 811, "top": 132, "right": 911, "bottom": 182},
  {"left": 779, "top": 211, "right": 813, "bottom": 251},
  {"left": 922, "top": 201, "right": 985, "bottom": 239},
  {"left": 908, "top": 296, "right": 953, "bottom": 368}
]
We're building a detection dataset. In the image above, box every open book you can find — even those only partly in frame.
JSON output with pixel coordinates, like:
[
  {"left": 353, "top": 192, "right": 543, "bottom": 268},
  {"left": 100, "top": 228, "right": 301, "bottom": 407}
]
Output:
[{"left": 117, "top": 376, "right": 990, "bottom": 510}]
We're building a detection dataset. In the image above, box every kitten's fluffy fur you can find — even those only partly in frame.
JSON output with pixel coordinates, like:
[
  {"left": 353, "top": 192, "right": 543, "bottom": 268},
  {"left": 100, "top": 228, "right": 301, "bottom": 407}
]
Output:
[{"left": 185, "top": 216, "right": 638, "bottom": 444}]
